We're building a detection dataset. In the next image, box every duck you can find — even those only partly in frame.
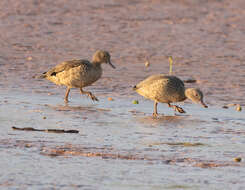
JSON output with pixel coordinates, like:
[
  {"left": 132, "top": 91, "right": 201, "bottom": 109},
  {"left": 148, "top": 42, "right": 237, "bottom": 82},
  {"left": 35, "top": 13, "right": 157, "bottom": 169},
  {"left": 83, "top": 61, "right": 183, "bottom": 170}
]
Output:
[
  {"left": 133, "top": 74, "right": 207, "bottom": 116},
  {"left": 39, "top": 50, "right": 115, "bottom": 102}
]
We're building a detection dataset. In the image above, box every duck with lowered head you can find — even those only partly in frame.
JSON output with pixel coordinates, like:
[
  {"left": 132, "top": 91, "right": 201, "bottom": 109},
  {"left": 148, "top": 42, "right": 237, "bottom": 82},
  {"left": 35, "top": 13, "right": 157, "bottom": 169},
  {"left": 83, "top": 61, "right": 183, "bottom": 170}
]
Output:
[{"left": 133, "top": 74, "right": 208, "bottom": 116}]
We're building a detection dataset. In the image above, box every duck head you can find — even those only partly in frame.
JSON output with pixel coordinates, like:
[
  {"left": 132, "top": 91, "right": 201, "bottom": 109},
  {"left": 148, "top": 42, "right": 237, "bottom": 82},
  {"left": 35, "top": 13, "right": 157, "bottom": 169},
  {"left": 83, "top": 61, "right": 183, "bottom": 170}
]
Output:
[
  {"left": 92, "top": 50, "right": 115, "bottom": 69},
  {"left": 185, "top": 88, "right": 208, "bottom": 108}
]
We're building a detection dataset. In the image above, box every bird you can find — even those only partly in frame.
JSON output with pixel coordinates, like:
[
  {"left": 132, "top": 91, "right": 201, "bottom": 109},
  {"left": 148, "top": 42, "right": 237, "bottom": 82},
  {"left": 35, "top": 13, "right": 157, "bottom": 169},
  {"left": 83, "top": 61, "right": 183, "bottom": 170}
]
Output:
[
  {"left": 133, "top": 74, "right": 208, "bottom": 116},
  {"left": 39, "top": 50, "right": 115, "bottom": 103}
]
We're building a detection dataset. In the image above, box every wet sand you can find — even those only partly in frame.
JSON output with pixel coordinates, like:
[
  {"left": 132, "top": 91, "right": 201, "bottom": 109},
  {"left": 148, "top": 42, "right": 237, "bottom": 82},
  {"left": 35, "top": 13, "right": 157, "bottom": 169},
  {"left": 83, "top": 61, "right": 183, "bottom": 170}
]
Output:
[{"left": 0, "top": 0, "right": 245, "bottom": 189}]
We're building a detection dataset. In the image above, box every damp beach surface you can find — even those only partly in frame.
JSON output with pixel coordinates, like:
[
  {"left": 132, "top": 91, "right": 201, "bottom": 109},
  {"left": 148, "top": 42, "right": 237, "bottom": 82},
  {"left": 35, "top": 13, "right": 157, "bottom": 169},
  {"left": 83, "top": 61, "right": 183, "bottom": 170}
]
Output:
[{"left": 0, "top": 0, "right": 245, "bottom": 189}]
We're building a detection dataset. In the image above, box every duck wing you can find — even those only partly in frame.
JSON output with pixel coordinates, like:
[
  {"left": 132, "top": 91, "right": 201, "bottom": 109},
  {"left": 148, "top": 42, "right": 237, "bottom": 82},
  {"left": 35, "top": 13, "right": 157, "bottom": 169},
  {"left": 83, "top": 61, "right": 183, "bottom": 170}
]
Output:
[
  {"left": 134, "top": 74, "right": 184, "bottom": 90},
  {"left": 43, "top": 59, "right": 90, "bottom": 77}
]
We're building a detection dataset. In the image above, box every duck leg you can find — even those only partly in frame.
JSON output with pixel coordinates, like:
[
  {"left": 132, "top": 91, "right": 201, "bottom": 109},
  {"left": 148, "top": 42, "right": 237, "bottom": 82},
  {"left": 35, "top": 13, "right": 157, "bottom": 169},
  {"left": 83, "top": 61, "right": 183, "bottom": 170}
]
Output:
[
  {"left": 153, "top": 101, "right": 159, "bottom": 117},
  {"left": 64, "top": 87, "right": 70, "bottom": 103},
  {"left": 168, "top": 103, "right": 186, "bottom": 113},
  {"left": 80, "top": 88, "right": 99, "bottom": 101}
]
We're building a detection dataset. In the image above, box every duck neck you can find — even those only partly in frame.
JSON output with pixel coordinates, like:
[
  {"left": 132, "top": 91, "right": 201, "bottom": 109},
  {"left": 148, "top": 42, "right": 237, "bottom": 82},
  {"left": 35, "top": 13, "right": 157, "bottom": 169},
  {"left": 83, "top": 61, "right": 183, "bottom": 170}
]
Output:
[
  {"left": 183, "top": 88, "right": 189, "bottom": 101},
  {"left": 91, "top": 61, "right": 102, "bottom": 68},
  {"left": 92, "top": 54, "right": 103, "bottom": 67}
]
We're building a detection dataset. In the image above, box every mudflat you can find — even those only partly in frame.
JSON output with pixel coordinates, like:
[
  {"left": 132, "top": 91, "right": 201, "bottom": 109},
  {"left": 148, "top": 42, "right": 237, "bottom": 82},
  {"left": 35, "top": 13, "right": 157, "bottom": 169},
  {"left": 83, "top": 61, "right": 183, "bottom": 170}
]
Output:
[{"left": 0, "top": 0, "right": 244, "bottom": 189}]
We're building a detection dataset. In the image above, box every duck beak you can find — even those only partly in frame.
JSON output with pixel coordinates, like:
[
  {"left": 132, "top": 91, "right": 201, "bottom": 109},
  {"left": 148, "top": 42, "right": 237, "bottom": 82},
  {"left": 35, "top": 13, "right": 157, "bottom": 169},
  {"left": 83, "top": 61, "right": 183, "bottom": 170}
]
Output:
[
  {"left": 108, "top": 60, "right": 116, "bottom": 69},
  {"left": 200, "top": 100, "right": 208, "bottom": 108}
]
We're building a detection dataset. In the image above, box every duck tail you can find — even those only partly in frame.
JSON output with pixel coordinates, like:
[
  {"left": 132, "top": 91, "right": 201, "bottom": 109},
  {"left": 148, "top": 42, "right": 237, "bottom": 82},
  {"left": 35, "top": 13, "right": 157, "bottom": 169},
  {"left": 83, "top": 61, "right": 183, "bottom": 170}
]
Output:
[{"left": 32, "top": 72, "right": 47, "bottom": 79}]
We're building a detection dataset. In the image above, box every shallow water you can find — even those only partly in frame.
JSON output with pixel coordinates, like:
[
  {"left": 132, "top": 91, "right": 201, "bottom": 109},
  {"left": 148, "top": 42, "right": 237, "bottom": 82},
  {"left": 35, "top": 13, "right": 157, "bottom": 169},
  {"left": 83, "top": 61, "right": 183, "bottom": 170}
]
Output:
[{"left": 0, "top": 0, "right": 245, "bottom": 189}]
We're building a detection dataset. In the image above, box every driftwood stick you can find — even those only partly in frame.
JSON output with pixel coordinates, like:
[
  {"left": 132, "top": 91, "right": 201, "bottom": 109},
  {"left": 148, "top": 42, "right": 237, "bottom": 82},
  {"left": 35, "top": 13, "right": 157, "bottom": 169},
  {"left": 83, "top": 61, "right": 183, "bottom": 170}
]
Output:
[
  {"left": 183, "top": 79, "right": 197, "bottom": 83},
  {"left": 12, "top": 126, "right": 79, "bottom": 134}
]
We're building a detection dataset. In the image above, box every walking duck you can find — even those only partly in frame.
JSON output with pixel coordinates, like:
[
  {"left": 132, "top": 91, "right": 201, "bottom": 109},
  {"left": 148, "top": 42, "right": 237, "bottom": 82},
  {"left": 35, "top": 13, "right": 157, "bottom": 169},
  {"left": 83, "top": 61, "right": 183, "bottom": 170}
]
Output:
[
  {"left": 133, "top": 74, "right": 207, "bottom": 116},
  {"left": 40, "top": 50, "right": 115, "bottom": 102}
]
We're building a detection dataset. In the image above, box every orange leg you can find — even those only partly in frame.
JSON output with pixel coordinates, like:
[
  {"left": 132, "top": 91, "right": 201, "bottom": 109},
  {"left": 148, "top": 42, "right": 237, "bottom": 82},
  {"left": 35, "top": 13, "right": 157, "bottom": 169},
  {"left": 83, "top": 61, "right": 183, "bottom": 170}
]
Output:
[
  {"left": 80, "top": 88, "right": 99, "bottom": 101},
  {"left": 168, "top": 103, "right": 186, "bottom": 113},
  {"left": 64, "top": 88, "right": 70, "bottom": 103},
  {"left": 153, "top": 101, "right": 159, "bottom": 117}
]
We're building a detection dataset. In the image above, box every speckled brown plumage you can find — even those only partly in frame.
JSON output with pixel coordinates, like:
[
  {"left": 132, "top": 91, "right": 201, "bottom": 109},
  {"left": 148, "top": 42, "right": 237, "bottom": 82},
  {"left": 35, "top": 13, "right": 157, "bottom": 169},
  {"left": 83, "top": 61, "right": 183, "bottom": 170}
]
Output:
[
  {"left": 134, "top": 74, "right": 207, "bottom": 116},
  {"left": 40, "top": 50, "right": 115, "bottom": 102}
]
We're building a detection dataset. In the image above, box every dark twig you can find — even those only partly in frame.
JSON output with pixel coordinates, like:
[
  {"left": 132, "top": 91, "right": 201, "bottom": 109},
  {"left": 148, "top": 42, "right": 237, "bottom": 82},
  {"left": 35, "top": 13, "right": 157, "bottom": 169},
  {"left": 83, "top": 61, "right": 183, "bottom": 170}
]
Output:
[{"left": 12, "top": 126, "right": 79, "bottom": 134}]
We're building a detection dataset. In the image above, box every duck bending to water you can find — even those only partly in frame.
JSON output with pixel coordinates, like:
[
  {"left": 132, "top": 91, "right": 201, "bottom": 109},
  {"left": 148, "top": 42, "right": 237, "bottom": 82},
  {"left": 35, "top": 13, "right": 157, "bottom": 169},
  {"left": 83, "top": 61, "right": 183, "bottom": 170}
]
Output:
[
  {"left": 133, "top": 74, "right": 208, "bottom": 116},
  {"left": 39, "top": 50, "right": 115, "bottom": 102}
]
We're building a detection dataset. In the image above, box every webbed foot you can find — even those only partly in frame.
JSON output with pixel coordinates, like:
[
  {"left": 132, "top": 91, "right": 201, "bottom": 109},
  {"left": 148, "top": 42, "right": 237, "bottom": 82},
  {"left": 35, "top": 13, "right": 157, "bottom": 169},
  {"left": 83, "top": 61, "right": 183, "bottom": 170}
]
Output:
[{"left": 88, "top": 93, "right": 99, "bottom": 101}]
